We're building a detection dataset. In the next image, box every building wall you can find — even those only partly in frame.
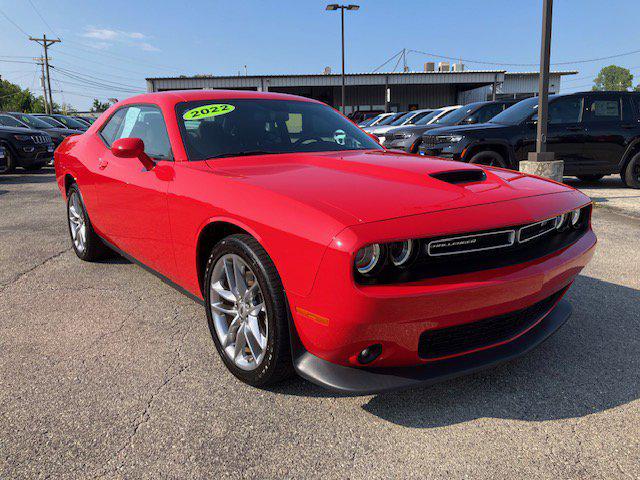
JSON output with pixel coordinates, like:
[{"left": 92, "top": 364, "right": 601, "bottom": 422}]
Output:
[{"left": 458, "top": 73, "right": 565, "bottom": 103}]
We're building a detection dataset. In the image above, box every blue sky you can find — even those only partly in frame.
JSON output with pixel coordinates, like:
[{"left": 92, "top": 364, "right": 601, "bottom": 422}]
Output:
[{"left": 1, "top": 0, "right": 638, "bottom": 110}]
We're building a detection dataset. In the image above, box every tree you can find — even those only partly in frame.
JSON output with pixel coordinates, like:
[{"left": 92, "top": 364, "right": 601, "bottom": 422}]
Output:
[
  {"left": 0, "top": 78, "right": 65, "bottom": 113},
  {"left": 90, "top": 98, "right": 112, "bottom": 112},
  {"left": 593, "top": 65, "right": 633, "bottom": 91}
]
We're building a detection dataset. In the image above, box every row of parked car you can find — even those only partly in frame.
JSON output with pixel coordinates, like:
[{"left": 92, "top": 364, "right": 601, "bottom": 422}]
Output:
[
  {"left": 0, "top": 112, "right": 96, "bottom": 173},
  {"left": 359, "top": 91, "right": 640, "bottom": 189}
]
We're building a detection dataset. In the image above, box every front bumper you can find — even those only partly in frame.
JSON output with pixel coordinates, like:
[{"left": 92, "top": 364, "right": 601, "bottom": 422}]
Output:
[
  {"left": 13, "top": 142, "right": 55, "bottom": 167},
  {"left": 287, "top": 192, "right": 595, "bottom": 370},
  {"left": 294, "top": 297, "right": 572, "bottom": 394}
]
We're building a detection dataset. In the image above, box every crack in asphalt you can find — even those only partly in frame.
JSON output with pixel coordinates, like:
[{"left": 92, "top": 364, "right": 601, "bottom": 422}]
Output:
[
  {"left": 0, "top": 247, "right": 71, "bottom": 293},
  {"left": 94, "top": 307, "right": 194, "bottom": 478}
]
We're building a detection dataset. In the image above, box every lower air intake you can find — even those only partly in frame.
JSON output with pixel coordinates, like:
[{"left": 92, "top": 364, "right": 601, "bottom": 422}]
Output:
[{"left": 418, "top": 288, "right": 567, "bottom": 360}]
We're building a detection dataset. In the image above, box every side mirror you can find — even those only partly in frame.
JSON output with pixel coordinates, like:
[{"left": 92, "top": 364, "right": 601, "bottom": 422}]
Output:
[{"left": 111, "top": 137, "right": 154, "bottom": 170}]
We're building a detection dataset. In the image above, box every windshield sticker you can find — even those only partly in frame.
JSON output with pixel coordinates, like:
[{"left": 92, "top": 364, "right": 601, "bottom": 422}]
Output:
[{"left": 183, "top": 104, "right": 236, "bottom": 120}]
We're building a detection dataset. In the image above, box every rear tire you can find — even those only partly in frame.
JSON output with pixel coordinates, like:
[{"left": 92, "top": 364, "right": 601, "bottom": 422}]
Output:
[
  {"left": 204, "top": 234, "right": 293, "bottom": 387},
  {"left": 622, "top": 153, "right": 640, "bottom": 189},
  {"left": 23, "top": 164, "right": 44, "bottom": 172},
  {"left": 0, "top": 146, "right": 16, "bottom": 174},
  {"left": 468, "top": 150, "right": 508, "bottom": 168},
  {"left": 66, "top": 184, "right": 111, "bottom": 261},
  {"left": 576, "top": 174, "right": 604, "bottom": 182}
]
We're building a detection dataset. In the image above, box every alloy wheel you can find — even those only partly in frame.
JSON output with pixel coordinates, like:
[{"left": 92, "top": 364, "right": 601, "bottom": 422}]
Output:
[
  {"left": 209, "top": 254, "right": 268, "bottom": 371},
  {"left": 68, "top": 191, "right": 87, "bottom": 253}
]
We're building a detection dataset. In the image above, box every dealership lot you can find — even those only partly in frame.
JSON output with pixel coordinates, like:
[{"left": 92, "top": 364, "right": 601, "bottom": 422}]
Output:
[{"left": 0, "top": 171, "right": 638, "bottom": 479}]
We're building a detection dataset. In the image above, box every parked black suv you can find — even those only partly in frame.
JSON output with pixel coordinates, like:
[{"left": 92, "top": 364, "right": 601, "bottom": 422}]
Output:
[
  {"left": 0, "top": 112, "right": 83, "bottom": 149},
  {"left": 33, "top": 113, "right": 90, "bottom": 132},
  {"left": 384, "top": 100, "right": 517, "bottom": 153},
  {"left": 419, "top": 91, "right": 640, "bottom": 188},
  {"left": 0, "top": 125, "right": 54, "bottom": 173}
]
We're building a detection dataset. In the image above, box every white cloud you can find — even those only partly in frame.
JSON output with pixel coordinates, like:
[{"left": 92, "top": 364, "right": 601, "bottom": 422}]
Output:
[{"left": 81, "top": 27, "right": 157, "bottom": 52}]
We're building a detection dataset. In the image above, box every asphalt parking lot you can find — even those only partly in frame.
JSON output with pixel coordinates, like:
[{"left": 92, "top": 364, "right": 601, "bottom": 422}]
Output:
[{"left": 1, "top": 171, "right": 638, "bottom": 479}]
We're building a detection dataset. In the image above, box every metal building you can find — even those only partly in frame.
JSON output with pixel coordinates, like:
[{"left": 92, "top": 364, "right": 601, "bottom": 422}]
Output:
[{"left": 146, "top": 69, "right": 576, "bottom": 114}]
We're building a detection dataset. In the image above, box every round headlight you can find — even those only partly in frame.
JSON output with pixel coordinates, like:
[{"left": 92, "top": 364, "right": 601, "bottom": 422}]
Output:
[
  {"left": 570, "top": 209, "right": 581, "bottom": 228},
  {"left": 555, "top": 213, "right": 568, "bottom": 231},
  {"left": 389, "top": 240, "right": 414, "bottom": 266},
  {"left": 355, "top": 244, "right": 382, "bottom": 274}
]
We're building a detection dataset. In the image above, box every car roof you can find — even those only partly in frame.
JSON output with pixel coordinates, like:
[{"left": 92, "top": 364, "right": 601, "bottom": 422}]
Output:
[{"left": 118, "top": 89, "right": 324, "bottom": 107}]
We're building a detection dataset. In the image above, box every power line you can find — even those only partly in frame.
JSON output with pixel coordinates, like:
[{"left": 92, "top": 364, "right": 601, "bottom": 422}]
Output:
[
  {"left": 407, "top": 47, "right": 640, "bottom": 67},
  {"left": 52, "top": 65, "right": 143, "bottom": 91},
  {"left": 371, "top": 49, "right": 404, "bottom": 73},
  {"left": 27, "top": 0, "right": 59, "bottom": 38},
  {"left": 0, "top": 8, "right": 29, "bottom": 37},
  {"left": 52, "top": 51, "right": 151, "bottom": 80}
]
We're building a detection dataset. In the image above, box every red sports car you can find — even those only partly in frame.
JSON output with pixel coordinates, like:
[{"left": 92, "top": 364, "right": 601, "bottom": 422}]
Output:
[{"left": 54, "top": 90, "right": 596, "bottom": 394}]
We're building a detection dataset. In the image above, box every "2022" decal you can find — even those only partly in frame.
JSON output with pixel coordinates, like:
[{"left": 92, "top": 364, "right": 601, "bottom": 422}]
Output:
[{"left": 183, "top": 104, "right": 236, "bottom": 120}]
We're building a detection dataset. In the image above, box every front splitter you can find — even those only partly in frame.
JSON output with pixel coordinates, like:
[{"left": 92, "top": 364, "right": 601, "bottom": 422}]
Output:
[{"left": 293, "top": 299, "right": 572, "bottom": 395}]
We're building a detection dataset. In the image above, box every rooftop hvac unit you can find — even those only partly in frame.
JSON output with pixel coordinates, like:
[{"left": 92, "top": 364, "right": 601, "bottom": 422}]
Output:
[
  {"left": 323, "top": 66, "right": 331, "bottom": 75},
  {"left": 452, "top": 63, "right": 464, "bottom": 72},
  {"left": 424, "top": 62, "right": 435, "bottom": 72},
  {"left": 438, "top": 62, "right": 450, "bottom": 72}
]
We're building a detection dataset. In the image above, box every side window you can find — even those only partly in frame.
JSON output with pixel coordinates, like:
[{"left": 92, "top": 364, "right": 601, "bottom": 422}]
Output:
[
  {"left": 585, "top": 97, "right": 623, "bottom": 123},
  {"left": 548, "top": 96, "right": 584, "bottom": 124},
  {"left": 101, "top": 105, "right": 172, "bottom": 159},
  {"left": 471, "top": 104, "right": 504, "bottom": 124},
  {"left": 100, "top": 109, "right": 127, "bottom": 146}
]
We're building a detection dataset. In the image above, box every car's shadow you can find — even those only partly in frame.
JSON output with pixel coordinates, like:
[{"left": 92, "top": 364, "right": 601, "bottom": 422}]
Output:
[
  {"left": 563, "top": 176, "right": 628, "bottom": 191},
  {"left": 0, "top": 169, "right": 56, "bottom": 185},
  {"left": 274, "top": 275, "right": 640, "bottom": 428}
]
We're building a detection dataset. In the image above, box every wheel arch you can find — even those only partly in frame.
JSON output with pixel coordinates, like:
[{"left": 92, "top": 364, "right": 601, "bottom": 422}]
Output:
[
  {"left": 63, "top": 173, "right": 77, "bottom": 196},
  {"left": 619, "top": 139, "right": 640, "bottom": 172},
  {"left": 195, "top": 218, "right": 265, "bottom": 297},
  {"left": 464, "top": 142, "right": 514, "bottom": 168}
]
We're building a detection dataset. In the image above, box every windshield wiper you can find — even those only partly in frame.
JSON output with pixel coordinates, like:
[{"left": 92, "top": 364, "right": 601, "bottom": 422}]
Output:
[{"left": 209, "top": 150, "right": 275, "bottom": 159}]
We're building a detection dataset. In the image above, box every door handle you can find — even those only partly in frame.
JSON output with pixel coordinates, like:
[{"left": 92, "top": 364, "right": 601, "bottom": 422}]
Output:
[
  {"left": 98, "top": 158, "right": 108, "bottom": 170},
  {"left": 621, "top": 124, "right": 636, "bottom": 129},
  {"left": 565, "top": 126, "right": 584, "bottom": 131}
]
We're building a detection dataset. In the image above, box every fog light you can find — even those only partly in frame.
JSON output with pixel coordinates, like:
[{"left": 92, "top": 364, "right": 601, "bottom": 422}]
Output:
[{"left": 357, "top": 344, "right": 382, "bottom": 365}]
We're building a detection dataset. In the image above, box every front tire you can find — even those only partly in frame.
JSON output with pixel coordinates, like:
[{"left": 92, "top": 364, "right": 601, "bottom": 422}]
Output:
[
  {"left": 468, "top": 150, "right": 508, "bottom": 168},
  {"left": 622, "top": 153, "right": 640, "bottom": 189},
  {"left": 204, "top": 234, "right": 293, "bottom": 387},
  {"left": 0, "top": 146, "right": 16, "bottom": 174},
  {"left": 23, "top": 163, "right": 44, "bottom": 172},
  {"left": 66, "top": 184, "right": 110, "bottom": 261}
]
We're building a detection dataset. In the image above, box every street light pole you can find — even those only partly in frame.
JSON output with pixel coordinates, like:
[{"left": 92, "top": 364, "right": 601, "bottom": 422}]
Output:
[
  {"left": 326, "top": 4, "right": 360, "bottom": 114},
  {"left": 520, "top": 0, "right": 563, "bottom": 182}
]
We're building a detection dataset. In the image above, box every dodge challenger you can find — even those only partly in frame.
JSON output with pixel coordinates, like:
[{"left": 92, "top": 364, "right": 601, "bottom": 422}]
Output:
[{"left": 54, "top": 90, "right": 596, "bottom": 394}]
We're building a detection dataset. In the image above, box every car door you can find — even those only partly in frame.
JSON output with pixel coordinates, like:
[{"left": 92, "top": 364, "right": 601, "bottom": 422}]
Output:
[
  {"left": 581, "top": 93, "right": 636, "bottom": 174},
  {"left": 93, "top": 104, "right": 176, "bottom": 275},
  {"left": 544, "top": 95, "right": 589, "bottom": 174}
]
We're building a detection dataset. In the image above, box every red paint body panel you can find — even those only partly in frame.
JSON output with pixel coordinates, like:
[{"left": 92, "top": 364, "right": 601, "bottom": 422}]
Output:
[{"left": 54, "top": 90, "right": 596, "bottom": 370}]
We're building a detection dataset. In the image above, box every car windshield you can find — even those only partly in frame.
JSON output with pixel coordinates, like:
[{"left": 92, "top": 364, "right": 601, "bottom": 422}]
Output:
[
  {"left": 54, "top": 115, "right": 87, "bottom": 129},
  {"left": 434, "top": 105, "right": 477, "bottom": 125},
  {"left": 0, "top": 114, "right": 28, "bottom": 128},
  {"left": 13, "top": 113, "right": 53, "bottom": 129},
  {"left": 414, "top": 109, "right": 444, "bottom": 125},
  {"left": 37, "top": 115, "right": 66, "bottom": 128},
  {"left": 359, "top": 115, "right": 381, "bottom": 127},
  {"left": 406, "top": 110, "right": 431, "bottom": 124},
  {"left": 376, "top": 112, "right": 404, "bottom": 126},
  {"left": 490, "top": 97, "right": 539, "bottom": 125},
  {"left": 176, "top": 99, "right": 383, "bottom": 161},
  {"left": 389, "top": 111, "right": 416, "bottom": 126}
]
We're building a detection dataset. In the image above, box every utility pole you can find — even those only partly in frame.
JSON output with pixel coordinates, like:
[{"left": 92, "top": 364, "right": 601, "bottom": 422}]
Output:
[
  {"left": 520, "top": 0, "right": 563, "bottom": 182},
  {"left": 326, "top": 4, "right": 360, "bottom": 114},
  {"left": 34, "top": 57, "right": 49, "bottom": 113},
  {"left": 30, "top": 34, "right": 61, "bottom": 113}
]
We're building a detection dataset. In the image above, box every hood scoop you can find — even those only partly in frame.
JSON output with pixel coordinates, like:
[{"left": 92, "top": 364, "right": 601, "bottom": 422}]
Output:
[{"left": 430, "top": 169, "right": 487, "bottom": 185}]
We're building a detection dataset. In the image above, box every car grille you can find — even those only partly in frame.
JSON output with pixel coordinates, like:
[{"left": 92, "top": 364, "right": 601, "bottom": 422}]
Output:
[
  {"left": 421, "top": 135, "right": 438, "bottom": 148},
  {"left": 356, "top": 205, "right": 591, "bottom": 285},
  {"left": 31, "top": 135, "right": 50, "bottom": 144},
  {"left": 418, "top": 287, "right": 567, "bottom": 359}
]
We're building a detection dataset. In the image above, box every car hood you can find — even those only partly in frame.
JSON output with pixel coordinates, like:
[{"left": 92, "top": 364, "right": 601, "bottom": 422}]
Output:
[
  {"left": 391, "top": 123, "right": 452, "bottom": 136},
  {"left": 425, "top": 122, "right": 509, "bottom": 136},
  {"left": 0, "top": 126, "right": 43, "bottom": 135},
  {"left": 44, "top": 127, "right": 83, "bottom": 136},
  {"left": 205, "top": 150, "right": 571, "bottom": 225}
]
